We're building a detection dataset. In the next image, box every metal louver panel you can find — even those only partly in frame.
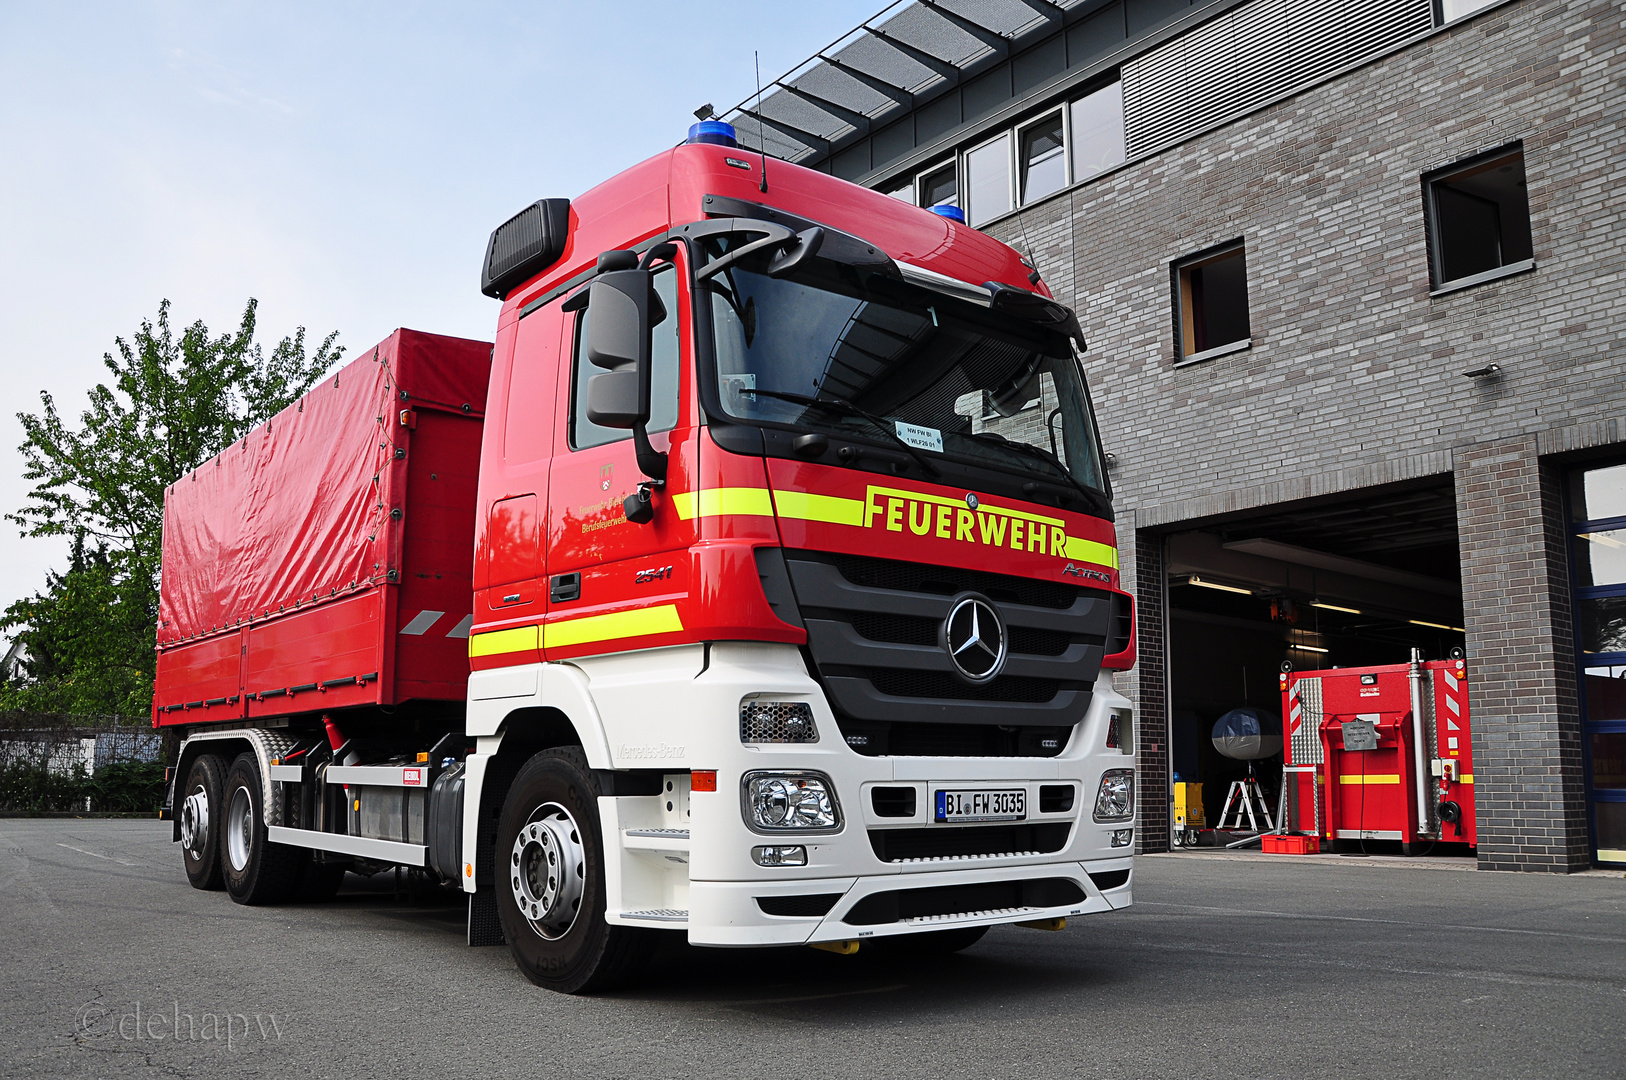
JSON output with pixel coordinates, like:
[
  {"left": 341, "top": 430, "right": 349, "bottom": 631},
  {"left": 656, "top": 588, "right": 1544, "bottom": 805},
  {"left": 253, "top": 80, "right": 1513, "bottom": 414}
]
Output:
[
  {"left": 1292, "top": 676, "right": 1324, "bottom": 766},
  {"left": 1122, "top": 0, "right": 1434, "bottom": 159}
]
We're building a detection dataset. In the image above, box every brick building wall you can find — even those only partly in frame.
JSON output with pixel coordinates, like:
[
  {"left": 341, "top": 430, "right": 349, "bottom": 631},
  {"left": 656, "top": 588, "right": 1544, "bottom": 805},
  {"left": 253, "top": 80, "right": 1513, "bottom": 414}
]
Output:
[{"left": 986, "top": 0, "right": 1625, "bottom": 869}]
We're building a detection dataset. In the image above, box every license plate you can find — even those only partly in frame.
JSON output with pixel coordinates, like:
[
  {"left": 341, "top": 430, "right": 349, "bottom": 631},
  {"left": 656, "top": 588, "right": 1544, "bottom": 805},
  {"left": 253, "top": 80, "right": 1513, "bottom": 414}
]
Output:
[{"left": 935, "top": 788, "right": 1026, "bottom": 823}]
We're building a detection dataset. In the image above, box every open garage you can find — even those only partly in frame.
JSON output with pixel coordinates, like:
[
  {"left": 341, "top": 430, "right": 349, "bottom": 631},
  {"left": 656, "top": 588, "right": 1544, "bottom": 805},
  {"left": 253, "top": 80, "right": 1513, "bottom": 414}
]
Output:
[{"left": 1159, "top": 481, "right": 1468, "bottom": 849}]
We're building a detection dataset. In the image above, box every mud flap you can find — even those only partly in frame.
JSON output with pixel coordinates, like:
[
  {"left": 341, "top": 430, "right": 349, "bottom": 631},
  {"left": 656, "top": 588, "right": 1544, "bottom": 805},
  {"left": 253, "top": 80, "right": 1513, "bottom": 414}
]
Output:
[{"left": 468, "top": 891, "right": 506, "bottom": 947}]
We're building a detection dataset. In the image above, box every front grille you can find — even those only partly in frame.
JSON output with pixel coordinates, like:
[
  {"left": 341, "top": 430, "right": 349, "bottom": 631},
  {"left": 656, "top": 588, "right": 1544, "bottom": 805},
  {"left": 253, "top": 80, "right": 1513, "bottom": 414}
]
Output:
[
  {"left": 843, "top": 878, "right": 1087, "bottom": 925},
  {"left": 867, "top": 669, "right": 1060, "bottom": 703},
  {"left": 784, "top": 551, "right": 1111, "bottom": 747},
  {"left": 1089, "top": 869, "right": 1131, "bottom": 892},
  {"left": 830, "top": 553, "right": 1078, "bottom": 609},
  {"left": 757, "top": 894, "right": 842, "bottom": 918},
  {"left": 849, "top": 611, "right": 936, "bottom": 646},
  {"left": 842, "top": 721, "right": 1071, "bottom": 757},
  {"left": 869, "top": 823, "right": 1071, "bottom": 862}
]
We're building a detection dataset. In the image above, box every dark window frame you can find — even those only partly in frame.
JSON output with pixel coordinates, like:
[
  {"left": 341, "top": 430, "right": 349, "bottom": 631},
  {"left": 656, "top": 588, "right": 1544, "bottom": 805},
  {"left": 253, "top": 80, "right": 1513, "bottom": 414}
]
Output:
[
  {"left": 1422, "top": 141, "right": 1536, "bottom": 295},
  {"left": 1171, "top": 239, "right": 1251, "bottom": 367}
]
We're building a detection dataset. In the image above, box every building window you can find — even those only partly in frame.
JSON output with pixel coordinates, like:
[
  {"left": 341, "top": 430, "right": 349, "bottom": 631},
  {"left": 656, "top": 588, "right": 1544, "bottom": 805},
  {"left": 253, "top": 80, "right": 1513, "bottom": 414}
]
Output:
[
  {"left": 1070, "top": 80, "right": 1126, "bottom": 182},
  {"left": 1018, "top": 112, "right": 1066, "bottom": 206},
  {"left": 1568, "top": 460, "right": 1626, "bottom": 866},
  {"left": 1173, "top": 242, "right": 1250, "bottom": 364},
  {"left": 965, "top": 133, "right": 1013, "bottom": 227},
  {"left": 920, "top": 161, "right": 958, "bottom": 210},
  {"left": 1425, "top": 145, "right": 1534, "bottom": 292},
  {"left": 1437, "top": 0, "right": 1501, "bottom": 22}
]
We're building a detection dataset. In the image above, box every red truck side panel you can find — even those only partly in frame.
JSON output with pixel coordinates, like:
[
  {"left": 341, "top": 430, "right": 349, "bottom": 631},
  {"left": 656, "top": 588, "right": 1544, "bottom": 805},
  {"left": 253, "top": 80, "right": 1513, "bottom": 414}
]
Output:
[{"left": 154, "top": 329, "right": 491, "bottom": 725}]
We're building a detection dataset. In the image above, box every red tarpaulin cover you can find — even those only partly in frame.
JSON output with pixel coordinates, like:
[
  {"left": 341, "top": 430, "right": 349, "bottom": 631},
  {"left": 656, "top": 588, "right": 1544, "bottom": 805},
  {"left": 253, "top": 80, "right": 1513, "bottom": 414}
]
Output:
[{"left": 158, "top": 329, "right": 490, "bottom": 644}]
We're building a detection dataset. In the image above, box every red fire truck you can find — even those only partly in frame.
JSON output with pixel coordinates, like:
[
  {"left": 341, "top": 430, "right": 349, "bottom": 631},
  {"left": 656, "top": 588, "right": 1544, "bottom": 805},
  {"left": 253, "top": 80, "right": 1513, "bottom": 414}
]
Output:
[
  {"left": 155, "top": 121, "right": 1136, "bottom": 992},
  {"left": 1278, "top": 651, "right": 1477, "bottom": 853}
]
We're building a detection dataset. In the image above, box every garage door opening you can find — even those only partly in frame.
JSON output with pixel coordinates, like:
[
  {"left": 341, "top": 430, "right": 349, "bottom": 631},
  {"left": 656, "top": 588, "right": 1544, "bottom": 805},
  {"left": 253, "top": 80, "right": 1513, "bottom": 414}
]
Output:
[{"left": 1161, "top": 481, "right": 1467, "bottom": 854}]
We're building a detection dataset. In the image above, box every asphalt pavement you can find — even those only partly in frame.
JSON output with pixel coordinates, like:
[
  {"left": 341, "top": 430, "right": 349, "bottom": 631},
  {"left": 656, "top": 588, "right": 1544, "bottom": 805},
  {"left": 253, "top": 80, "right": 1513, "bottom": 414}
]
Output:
[{"left": 2, "top": 818, "right": 1622, "bottom": 1079}]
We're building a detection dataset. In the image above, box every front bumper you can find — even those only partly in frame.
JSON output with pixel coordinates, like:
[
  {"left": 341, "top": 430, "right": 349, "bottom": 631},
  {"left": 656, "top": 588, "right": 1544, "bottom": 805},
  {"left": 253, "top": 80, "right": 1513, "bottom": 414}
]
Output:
[{"left": 686, "top": 856, "right": 1132, "bottom": 947}]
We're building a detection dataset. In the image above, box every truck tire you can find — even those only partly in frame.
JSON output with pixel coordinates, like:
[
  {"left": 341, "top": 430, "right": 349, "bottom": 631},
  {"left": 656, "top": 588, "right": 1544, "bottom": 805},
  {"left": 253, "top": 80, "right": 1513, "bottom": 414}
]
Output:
[
  {"left": 495, "top": 747, "right": 653, "bottom": 993},
  {"left": 221, "top": 752, "right": 302, "bottom": 906},
  {"left": 179, "top": 753, "right": 226, "bottom": 891}
]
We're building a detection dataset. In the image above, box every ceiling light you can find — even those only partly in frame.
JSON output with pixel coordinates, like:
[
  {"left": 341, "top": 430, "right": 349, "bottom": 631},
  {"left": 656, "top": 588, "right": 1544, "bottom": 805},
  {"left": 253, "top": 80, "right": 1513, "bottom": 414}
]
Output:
[
  {"left": 1410, "top": 619, "right": 1466, "bottom": 633},
  {"left": 1311, "top": 601, "right": 1362, "bottom": 615},
  {"left": 1185, "top": 574, "right": 1252, "bottom": 595},
  {"left": 1290, "top": 644, "right": 1329, "bottom": 654}
]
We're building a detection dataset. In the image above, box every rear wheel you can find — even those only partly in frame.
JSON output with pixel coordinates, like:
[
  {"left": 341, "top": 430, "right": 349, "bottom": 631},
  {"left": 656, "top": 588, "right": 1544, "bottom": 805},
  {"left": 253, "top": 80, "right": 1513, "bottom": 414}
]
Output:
[
  {"left": 221, "top": 752, "right": 302, "bottom": 905},
  {"left": 495, "top": 747, "right": 653, "bottom": 993},
  {"left": 179, "top": 754, "right": 226, "bottom": 890}
]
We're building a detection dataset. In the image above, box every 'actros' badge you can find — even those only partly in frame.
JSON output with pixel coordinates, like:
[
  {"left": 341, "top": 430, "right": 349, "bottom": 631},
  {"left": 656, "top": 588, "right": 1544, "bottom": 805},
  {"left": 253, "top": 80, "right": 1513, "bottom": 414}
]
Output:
[{"left": 943, "top": 593, "right": 1007, "bottom": 684}]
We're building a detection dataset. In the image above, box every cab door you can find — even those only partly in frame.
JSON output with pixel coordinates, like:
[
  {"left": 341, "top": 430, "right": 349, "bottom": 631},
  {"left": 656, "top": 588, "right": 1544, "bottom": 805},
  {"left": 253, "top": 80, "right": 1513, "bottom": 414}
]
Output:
[
  {"left": 543, "top": 249, "right": 699, "bottom": 659},
  {"left": 470, "top": 301, "right": 564, "bottom": 670}
]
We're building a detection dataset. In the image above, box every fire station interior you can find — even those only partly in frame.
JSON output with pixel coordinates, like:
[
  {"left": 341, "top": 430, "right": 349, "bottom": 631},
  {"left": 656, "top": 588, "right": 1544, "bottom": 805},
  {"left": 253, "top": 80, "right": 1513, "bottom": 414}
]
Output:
[{"left": 1161, "top": 479, "right": 1469, "bottom": 853}]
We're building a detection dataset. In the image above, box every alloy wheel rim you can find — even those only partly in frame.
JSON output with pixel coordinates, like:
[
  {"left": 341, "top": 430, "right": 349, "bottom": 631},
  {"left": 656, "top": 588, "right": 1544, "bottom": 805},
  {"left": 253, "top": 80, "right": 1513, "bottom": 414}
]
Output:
[
  {"left": 225, "top": 785, "right": 253, "bottom": 872},
  {"left": 509, "top": 802, "right": 586, "bottom": 940},
  {"left": 180, "top": 785, "right": 210, "bottom": 855}
]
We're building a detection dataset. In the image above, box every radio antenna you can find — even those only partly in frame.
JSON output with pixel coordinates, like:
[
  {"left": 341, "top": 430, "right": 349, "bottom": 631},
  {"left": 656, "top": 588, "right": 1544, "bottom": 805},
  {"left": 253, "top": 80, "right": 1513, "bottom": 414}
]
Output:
[{"left": 754, "top": 51, "right": 769, "bottom": 193}]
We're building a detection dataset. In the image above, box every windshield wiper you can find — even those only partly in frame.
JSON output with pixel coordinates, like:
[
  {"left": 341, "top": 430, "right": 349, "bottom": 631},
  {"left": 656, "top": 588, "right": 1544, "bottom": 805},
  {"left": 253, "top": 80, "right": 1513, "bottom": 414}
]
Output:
[
  {"left": 961, "top": 430, "right": 1101, "bottom": 510},
  {"left": 745, "top": 388, "right": 941, "bottom": 478}
]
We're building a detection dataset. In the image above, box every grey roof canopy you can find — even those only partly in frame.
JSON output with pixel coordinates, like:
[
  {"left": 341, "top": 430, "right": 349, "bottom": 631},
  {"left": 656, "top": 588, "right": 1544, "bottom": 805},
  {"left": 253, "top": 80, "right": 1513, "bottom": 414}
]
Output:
[{"left": 722, "top": 0, "right": 1098, "bottom": 168}]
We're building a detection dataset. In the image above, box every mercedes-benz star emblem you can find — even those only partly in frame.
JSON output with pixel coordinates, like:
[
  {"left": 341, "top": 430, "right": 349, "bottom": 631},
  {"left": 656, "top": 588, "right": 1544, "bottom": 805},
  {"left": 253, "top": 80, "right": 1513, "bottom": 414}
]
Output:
[{"left": 943, "top": 594, "right": 1007, "bottom": 683}]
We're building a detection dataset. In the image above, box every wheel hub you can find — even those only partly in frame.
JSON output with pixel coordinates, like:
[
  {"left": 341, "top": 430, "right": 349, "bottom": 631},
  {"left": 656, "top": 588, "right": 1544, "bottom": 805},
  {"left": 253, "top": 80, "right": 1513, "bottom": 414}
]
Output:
[
  {"left": 180, "top": 787, "right": 210, "bottom": 853},
  {"left": 225, "top": 785, "right": 254, "bottom": 873},
  {"left": 510, "top": 803, "right": 585, "bottom": 940}
]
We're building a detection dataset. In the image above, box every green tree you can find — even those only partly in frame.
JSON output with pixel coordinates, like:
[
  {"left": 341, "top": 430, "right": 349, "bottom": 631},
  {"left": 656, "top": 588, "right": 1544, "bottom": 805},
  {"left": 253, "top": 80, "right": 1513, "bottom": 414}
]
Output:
[{"left": 2, "top": 298, "right": 343, "bottom": 716}]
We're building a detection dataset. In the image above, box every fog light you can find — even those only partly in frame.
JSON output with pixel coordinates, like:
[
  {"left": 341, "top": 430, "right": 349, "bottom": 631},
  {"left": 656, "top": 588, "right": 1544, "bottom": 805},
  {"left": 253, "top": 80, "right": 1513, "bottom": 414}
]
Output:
[
  {"left": 742, "top": 771, "right": 840, "bottom": 832},
  {"left": 1111, "top": 828, "right": 1133, "bottom": 847},
  {"left": 740, "top": 700, "right": 818, "bottom": 743},
  {"left": 1093, "top": 769, "right": 1134, "bottom": 822},
  {"left": 752, "top": 844, "right": 807, "bottom": 866}
]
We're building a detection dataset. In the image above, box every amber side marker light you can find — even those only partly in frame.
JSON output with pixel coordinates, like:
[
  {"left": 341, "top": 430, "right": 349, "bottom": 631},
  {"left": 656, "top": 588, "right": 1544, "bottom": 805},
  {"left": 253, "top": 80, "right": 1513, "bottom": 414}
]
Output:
[{"left": 691, "top": 770, "right": 718, "bottom": 793}]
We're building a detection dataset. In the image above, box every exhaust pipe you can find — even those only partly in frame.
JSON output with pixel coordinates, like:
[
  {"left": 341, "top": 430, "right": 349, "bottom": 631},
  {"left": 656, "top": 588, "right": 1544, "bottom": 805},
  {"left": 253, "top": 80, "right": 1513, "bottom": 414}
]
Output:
[{"left": 1407, "top": 649, "right": 1434, "bottom": 838}]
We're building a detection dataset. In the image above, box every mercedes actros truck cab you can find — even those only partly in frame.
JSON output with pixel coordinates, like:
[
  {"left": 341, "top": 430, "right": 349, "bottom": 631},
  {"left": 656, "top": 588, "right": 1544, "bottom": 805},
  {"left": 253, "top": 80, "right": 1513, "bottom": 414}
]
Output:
[{"left": 156, "top": 121, "right": 1137, "bottom": 992}]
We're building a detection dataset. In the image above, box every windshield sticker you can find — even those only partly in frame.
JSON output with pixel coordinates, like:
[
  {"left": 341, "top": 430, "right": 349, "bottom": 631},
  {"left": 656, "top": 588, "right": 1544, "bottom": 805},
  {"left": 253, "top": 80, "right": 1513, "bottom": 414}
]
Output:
[{"left": 893, "top": 421, "right": 944, "bottom": 453}]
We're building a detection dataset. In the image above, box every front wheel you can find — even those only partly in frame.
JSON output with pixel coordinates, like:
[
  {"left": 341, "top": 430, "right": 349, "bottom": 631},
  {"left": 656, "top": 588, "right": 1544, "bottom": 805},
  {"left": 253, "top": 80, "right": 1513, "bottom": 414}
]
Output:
[{"left": 495, "top": 748, "right": 653, "bottom": 993}]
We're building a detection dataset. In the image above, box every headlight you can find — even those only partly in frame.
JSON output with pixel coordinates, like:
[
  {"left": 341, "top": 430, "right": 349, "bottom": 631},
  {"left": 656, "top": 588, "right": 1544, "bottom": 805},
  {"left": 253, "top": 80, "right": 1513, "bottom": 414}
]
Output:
[
  {"left": 1093, "top": 769, "right": 1135, "bottom": 822},
  {"left": 740, "top": 700, "right": 818, "bottom": 743},
  {"left": 742, "top": 771, "right": 841, "bottom": 832}
]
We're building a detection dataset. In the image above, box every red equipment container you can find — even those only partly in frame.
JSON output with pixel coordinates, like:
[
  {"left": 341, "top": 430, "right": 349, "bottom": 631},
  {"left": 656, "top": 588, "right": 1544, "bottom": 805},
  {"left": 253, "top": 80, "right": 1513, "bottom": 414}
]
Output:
[
  {"left": 1279, "top": 655, "right": 1476, "bottom": 849},
  {"left": 152, "top": 329, "right": 491, "bottom": 725}
]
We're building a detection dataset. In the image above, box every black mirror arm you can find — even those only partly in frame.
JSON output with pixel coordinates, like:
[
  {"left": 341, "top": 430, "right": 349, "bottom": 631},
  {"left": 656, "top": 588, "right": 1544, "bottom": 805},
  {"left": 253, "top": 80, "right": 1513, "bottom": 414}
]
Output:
[{"left": 631, "top": 422, "right": 667, "bottom": 484}]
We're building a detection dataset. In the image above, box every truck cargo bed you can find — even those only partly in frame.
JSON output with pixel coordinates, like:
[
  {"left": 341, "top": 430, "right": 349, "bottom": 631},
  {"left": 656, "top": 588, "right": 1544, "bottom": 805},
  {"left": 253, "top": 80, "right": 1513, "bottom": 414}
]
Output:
[{"left": 153, "top": 328, "right": 490, "bottom": 725}]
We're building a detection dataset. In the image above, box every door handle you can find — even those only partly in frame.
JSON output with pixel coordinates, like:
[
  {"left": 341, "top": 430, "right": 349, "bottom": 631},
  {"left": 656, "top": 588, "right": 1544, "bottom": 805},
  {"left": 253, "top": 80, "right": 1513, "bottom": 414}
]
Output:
[{"left": 550, "top": 573, "right": 581, "bottom": 603}]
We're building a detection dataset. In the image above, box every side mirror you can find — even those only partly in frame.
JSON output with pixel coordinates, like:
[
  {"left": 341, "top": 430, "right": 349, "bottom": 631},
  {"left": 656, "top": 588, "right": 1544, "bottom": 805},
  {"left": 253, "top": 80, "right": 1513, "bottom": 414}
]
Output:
[{"left": 584, "top": 268, "right": 656, "bottom": 429}]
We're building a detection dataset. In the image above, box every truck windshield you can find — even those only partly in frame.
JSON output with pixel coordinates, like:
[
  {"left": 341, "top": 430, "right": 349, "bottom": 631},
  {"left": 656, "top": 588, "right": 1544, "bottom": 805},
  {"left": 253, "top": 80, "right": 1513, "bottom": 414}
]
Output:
[{"left": 704, "top": 262, "right": 1107, "bottom": 495}]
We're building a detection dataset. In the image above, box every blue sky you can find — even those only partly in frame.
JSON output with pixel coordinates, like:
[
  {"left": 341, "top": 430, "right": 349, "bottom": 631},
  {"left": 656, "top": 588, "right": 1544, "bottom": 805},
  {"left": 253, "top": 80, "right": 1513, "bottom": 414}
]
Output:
[{"left": 0, "top": 1, "right": 879, "bottom": 619}]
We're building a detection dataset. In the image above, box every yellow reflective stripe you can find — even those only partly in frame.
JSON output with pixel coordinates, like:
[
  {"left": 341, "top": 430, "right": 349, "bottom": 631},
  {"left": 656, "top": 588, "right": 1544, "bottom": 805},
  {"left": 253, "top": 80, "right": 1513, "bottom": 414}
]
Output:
[
  {"left": 468, "top": 624, "right": 539, "bottom": 658},
  {"left": 543, "top": 604, "right": 683, "bottom": 649},
  {"left": 772, "top": 490, "right": 866, "bottom": 527},
  {"left": 670, "top": 487, "right": 775, "bottom": 520},
  {"left": 1062, "top": 536, "right": 1120, "bottom": 570},
  {"left": 1462, "top": 774, "right": 1473, "bottom": 784},
  {"left": 1338, "top": 774, "right": 1401, "bottom": 785}
]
